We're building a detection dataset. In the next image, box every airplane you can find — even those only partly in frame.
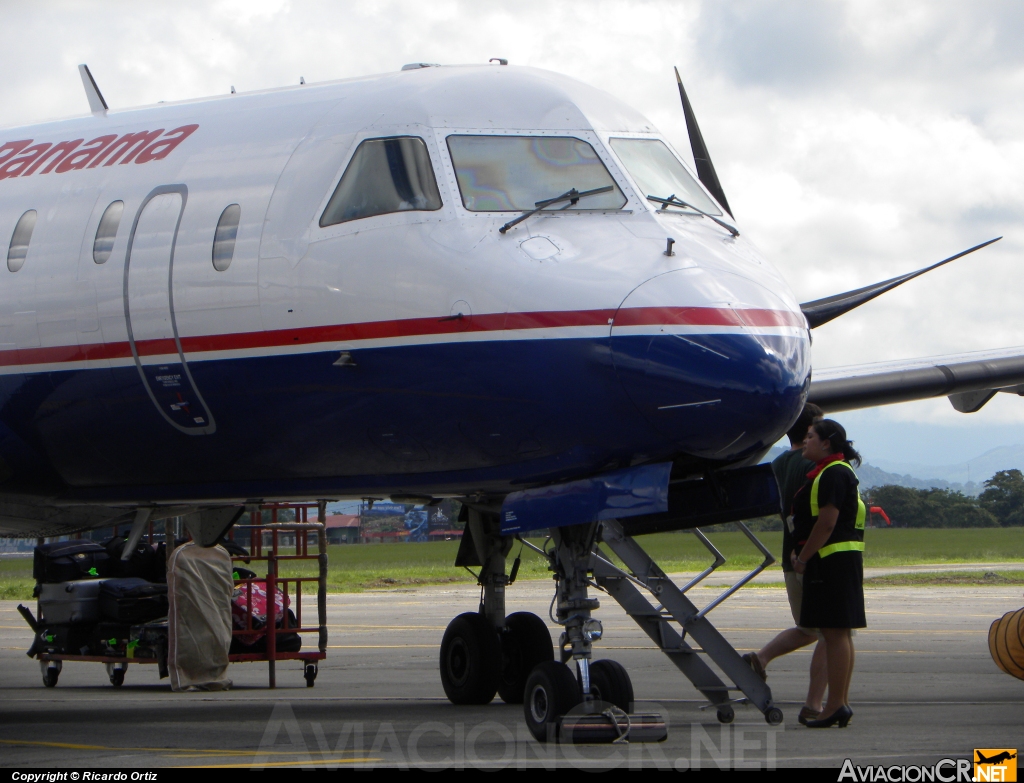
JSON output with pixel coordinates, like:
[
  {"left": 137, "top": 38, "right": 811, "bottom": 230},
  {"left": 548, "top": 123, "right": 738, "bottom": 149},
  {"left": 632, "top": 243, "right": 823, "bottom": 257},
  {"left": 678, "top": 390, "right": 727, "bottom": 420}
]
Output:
[
  {"left": 976, "top": 751, "right": 1017, "bottom": 765},
  {"left": 2, "top": 60, "right": 1022, "bottom": 740}
]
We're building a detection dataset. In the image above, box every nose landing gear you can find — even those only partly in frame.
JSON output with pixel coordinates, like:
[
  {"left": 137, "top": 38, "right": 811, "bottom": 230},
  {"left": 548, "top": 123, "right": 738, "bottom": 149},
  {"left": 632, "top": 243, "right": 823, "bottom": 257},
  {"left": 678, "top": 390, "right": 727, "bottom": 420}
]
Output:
[{"left": 520, "top": 521, "right": 666, "bottom": 743}]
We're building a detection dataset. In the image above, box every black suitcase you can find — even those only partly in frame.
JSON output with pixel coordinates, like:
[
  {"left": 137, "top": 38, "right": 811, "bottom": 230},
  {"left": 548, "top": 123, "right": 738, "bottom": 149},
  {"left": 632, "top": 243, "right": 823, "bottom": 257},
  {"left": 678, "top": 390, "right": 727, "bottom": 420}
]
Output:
[
  {"left": 103, "top": 537, "right": 160, "bottom": 580},
  {"left": 98, "top": 578, "right": 168, "bottom": 622},
  {"left": 146, "top": 538, "right": 188, "bottom": 584},
  {"left": 89, "top": 622, "right": 132, "bottom": 656},
  {"left": 33, "top": 541, "right": 111, "bottom": 583},
  {"left": 34, "top": 624, "right": 92, "bottom": 656}
]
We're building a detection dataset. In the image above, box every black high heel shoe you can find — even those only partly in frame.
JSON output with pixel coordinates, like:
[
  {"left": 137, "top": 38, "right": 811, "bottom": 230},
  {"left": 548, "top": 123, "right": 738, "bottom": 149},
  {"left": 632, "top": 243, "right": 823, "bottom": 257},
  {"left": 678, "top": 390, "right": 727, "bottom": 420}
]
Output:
[
  {"left": 797, "top": 706, "right": 820, "bottom": 726},
  {"left": 805, "top": 705, "right": 852, "bottom": 728}
]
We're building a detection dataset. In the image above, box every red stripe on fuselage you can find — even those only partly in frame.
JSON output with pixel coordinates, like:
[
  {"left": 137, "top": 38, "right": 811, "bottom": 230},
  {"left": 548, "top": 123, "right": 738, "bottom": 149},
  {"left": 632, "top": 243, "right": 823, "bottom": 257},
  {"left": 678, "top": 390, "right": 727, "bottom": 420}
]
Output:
[
  {"left": 613, "top": 306, "right": 805, "bottom": 329},
  {"left": 0, "top": 306, "right": 804, "bottom": 369}
]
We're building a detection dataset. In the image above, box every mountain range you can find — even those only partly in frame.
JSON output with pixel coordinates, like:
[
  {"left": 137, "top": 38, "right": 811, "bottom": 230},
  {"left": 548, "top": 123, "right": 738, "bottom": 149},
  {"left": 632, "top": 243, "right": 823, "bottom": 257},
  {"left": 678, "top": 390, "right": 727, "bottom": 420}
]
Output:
[{"left": 763, "top": 443, "right": 1024, "bottom": 496}]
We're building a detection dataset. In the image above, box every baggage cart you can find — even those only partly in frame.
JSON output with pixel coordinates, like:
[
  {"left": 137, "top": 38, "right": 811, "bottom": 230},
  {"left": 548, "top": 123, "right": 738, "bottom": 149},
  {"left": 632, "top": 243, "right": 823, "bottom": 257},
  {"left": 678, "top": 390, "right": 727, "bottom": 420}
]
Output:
[{"left": 21, "top": 502, "right": 329, "bottom": 689}]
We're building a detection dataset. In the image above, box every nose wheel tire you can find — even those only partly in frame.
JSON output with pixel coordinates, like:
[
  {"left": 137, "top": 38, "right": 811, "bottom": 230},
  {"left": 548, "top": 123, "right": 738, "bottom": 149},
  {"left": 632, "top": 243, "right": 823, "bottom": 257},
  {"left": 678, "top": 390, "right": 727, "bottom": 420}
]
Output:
[
  {"left": 498, "top": 612, "right": 554, "bottom": 704},
  {"left": 524, "top": 661, "right": 581, "bottom": 742},
  {"left": 717, "top": 706, "right": 735, "bottom": 724},
  {"left": 586, "top": 659, "right": 634, "bottom": 712},
  {"left": 440, "top": 612, "right": 501, "bottom": 705}
]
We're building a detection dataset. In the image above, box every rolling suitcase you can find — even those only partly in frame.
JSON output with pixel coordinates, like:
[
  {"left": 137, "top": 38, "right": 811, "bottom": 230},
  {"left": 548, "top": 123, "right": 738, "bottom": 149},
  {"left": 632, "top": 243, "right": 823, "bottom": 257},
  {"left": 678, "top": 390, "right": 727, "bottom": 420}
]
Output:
[
  {"left": 33, "top": 624, "right": 92, "bottom": 656},
  {"left": 130, "top": 621, "right": 169, "bottom": 678},
  {"left": 33, "top": 541, "right": 110, "bottom": 583},
  {"left": 98, "top": 578, "right": 168, "bottom": 623},
  {"left": 129, "top": 620, "right": 168, "bottom": 660},
  {"left": 38, "top": 579, "right": 107, "bottom": 624},
  {"left": 89, "top": 622, "right": 132, "bottom": 656}
]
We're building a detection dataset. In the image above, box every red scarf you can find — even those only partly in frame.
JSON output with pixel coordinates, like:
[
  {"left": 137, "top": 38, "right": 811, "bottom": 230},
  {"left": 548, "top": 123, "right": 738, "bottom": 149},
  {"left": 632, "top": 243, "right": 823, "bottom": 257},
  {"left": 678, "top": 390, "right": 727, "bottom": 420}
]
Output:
[{"left": 807, "top": 452, "right": 845, "bottom": 481}]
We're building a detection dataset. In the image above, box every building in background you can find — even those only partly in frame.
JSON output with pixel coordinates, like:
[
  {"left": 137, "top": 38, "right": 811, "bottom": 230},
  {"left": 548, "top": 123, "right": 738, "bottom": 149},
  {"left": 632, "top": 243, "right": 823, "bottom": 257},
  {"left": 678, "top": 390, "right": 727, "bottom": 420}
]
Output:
[{"left": 324, "top": 514, "right": 361, "bottom": 544}]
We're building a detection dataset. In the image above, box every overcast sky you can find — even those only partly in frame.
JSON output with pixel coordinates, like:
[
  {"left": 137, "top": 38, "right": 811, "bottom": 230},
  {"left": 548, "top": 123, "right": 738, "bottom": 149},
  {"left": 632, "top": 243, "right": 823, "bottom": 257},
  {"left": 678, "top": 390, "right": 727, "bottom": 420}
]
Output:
[{"left": 2, "top": 0, "right": 1023, "bottom": 468}]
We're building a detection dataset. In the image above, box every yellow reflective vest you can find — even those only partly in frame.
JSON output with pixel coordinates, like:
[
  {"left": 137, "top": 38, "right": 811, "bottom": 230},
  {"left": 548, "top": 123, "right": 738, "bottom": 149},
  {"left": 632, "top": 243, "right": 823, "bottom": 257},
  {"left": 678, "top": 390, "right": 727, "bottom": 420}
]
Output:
[{"left": 808, "top": 461, "right": 866, "bottom": 559}]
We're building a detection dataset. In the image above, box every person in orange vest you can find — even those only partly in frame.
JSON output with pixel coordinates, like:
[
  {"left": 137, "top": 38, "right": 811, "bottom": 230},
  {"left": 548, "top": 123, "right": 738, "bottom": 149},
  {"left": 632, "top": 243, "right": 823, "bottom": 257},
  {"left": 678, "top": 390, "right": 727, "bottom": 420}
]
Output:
[{"left": 791, "top": 419, "right": 866, "bottom": 728}]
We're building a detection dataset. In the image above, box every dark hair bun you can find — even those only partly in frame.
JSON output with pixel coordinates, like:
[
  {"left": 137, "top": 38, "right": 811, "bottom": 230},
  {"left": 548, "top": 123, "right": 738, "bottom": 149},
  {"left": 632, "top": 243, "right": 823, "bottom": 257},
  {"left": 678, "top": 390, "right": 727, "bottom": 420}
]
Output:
[{"left": 812, "top": 418, "right": 862, "bottom": 467}]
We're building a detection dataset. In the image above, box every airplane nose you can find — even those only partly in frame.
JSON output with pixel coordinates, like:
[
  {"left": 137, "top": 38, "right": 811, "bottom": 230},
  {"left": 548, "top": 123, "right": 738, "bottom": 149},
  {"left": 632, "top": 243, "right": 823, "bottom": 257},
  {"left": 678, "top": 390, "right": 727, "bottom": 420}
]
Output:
[{"left": 610, "top": 267, "right": 810, "bottom": 460}]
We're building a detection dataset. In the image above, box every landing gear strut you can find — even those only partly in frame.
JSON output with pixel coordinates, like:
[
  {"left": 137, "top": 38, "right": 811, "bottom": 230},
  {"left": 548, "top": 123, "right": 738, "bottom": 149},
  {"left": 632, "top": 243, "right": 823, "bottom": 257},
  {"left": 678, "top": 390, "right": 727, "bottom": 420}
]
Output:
[{"left": 520, "top": 521, "right": 664, "bottom": 743}]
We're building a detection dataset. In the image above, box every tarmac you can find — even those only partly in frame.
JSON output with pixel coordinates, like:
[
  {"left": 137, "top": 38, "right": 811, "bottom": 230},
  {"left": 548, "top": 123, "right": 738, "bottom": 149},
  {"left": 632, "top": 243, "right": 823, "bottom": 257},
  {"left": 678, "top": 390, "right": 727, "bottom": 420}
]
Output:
[{"left": 1, "top": 567, "right": 1022, "bottom": 770}]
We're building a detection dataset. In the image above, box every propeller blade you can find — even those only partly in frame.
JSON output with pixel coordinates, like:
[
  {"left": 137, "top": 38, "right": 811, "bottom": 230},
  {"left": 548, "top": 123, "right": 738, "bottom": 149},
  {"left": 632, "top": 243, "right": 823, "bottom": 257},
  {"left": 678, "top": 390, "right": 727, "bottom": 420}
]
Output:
[
  {"left": 800, "top": 237, "right": 1002, "bottom": 329},
  {"left": 674, "top": 66, "right": 733, "bottom": 218}
]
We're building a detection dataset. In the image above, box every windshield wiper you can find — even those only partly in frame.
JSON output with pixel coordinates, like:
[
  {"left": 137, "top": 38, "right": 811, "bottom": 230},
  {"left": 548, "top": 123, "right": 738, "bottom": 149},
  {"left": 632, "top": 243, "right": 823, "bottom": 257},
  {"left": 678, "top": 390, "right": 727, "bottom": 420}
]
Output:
[
  {"left": 647, "top": 194, "right": 739, "bottom": 237},
  {"left": 499, "top": 185, "right": 614, "bottom": 234}
]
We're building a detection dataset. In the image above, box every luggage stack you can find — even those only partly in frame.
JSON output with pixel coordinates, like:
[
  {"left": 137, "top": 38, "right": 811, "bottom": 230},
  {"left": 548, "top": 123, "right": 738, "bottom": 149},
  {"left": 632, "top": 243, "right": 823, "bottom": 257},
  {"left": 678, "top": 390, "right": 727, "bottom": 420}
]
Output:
[
  {"left": 23, "top": 511, "right": 328, "bottom": 690},
  {"left": 29, "top": 538, "right": 170, "bottom": 659}
]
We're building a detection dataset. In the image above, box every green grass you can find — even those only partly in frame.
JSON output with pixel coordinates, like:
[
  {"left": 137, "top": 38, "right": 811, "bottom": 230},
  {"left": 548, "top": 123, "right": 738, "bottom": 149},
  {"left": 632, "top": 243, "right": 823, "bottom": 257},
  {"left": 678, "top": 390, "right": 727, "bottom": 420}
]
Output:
[
  {"left": 0, "top": 556, "right": 33, "bottom": 601},
  {"left": 266, "top": 528, "right": 1024, "bottom": 593},
  {"left": 276, "top": 538, "right": 554, "bottom": 593},
  {"left": 2, "top": 527, "right": 1022, "bottom": 600}
]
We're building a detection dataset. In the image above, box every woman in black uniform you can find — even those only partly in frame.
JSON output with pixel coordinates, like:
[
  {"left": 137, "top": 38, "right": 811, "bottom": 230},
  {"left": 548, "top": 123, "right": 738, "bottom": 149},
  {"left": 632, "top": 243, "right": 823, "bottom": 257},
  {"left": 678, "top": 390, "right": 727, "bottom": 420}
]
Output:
[{"left": 790, "top": 419, "right": 866, "bottom": 728}]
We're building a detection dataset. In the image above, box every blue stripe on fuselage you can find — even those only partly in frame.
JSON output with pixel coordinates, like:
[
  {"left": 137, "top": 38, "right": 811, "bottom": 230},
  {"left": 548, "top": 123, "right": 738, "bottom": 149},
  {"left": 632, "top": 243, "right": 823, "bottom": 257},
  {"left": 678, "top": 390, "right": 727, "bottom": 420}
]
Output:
[{"left": 0, "top": 333, "right": 808, "bottom": 502}]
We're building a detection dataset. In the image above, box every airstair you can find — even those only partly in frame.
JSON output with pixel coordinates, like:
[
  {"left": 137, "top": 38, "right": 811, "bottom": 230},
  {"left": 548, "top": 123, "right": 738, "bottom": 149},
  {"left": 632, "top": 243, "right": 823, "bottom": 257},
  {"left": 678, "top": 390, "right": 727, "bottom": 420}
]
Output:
[{"left": 592, "top": 518, "right": 782, "bottom": 725}]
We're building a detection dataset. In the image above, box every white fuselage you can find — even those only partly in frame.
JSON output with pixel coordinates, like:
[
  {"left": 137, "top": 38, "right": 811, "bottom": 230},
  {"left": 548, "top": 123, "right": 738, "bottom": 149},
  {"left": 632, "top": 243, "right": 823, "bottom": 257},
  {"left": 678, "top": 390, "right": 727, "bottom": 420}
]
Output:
[{"left": 0, "top": 65, "right": 809, "bottom": 505}]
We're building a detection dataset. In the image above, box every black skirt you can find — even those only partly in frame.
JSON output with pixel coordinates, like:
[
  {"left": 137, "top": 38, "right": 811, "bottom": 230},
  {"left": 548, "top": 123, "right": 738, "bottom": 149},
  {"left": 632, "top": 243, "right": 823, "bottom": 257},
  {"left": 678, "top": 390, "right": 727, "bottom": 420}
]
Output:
[{"left": 799, "top": 550, "right": 866, "bottom": 629}]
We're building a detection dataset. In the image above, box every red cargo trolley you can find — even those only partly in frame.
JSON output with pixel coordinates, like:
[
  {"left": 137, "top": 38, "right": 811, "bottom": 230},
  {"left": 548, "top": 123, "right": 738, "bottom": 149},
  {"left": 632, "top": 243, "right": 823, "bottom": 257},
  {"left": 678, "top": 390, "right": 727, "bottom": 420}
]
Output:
[{"left": 25, "top": 503, "right": 328, "bottom": 689}]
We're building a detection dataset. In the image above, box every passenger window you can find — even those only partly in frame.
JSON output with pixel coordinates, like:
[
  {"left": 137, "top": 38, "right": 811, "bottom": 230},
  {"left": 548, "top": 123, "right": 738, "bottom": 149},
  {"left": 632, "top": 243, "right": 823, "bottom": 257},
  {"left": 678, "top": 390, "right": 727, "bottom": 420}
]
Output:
[
  {"left": 7, "top": 210, "right": 37, "bottom": 272},
  {"left": 92, "top": 201, "right": 124, "bottom": 264},
  {"left": 212, "top": 204, "right": 241, "bottom": 271},
  {"left": 320, "top": 137, "right": 442, "bottom": 227},
  {"left": 609, "top": 138, "right": 722, "bottom": 216},
  {"left": 446, "top": 136, "right": 626, "bottom": 211}
]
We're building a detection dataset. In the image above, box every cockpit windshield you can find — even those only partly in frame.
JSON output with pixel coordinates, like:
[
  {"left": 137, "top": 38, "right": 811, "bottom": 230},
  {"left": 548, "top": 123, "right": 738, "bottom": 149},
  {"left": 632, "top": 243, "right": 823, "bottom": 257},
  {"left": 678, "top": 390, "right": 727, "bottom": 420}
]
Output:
[
  {"left": 446, "top": 136, "right": 626, "bottom": 212},
  {"left": 609, "top": 138, "right": 722, "bottom": 216}
]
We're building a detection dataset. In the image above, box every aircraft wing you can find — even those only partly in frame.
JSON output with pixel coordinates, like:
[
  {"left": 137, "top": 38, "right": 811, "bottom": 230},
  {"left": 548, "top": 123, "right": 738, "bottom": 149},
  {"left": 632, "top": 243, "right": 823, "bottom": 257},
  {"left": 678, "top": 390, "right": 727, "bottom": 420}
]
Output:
[
  {"left": 808, "top": 346, "right": 1024, "bottom": 413},
  {"left": 0, "top": 500, "right": 137, "bottom": 538}
]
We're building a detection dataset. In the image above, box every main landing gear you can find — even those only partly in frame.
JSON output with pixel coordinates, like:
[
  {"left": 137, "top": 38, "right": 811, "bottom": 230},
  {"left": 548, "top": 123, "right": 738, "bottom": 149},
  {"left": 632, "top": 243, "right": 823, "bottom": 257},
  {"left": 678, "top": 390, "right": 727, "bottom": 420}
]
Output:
[{"left": 439, "top": 509, "right": 554, "bottom": 706}]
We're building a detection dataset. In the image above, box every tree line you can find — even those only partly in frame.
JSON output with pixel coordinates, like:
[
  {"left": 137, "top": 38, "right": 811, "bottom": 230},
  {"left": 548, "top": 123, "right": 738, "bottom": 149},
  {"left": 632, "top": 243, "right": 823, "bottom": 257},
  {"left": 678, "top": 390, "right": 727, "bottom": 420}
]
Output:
[{"left": 866, "top": 469, "right": 1024, "bottom": 528}]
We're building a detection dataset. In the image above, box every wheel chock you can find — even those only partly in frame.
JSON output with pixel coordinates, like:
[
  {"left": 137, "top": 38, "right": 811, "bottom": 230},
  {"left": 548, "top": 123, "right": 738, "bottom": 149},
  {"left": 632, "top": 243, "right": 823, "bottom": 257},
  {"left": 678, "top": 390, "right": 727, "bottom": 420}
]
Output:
[{"left": 558, "top": 704, "right": 667, "bottom": 743}]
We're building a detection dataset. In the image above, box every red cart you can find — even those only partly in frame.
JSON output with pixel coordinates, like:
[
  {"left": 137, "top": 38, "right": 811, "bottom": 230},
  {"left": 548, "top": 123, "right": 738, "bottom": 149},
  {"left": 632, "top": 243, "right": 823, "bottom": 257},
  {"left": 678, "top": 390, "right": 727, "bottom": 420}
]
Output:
[{"left": 28, "top": 503, "right": 329, "bottom": 689}]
